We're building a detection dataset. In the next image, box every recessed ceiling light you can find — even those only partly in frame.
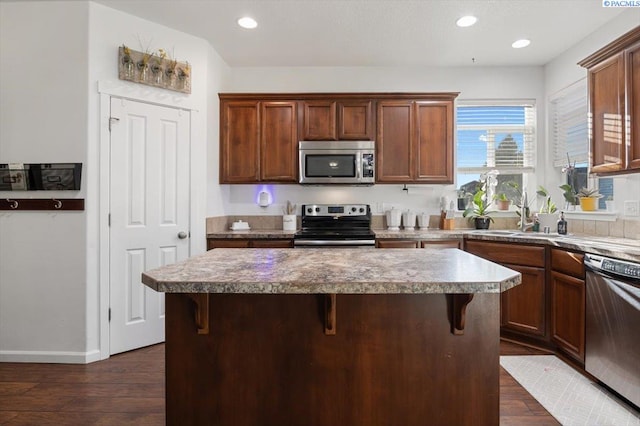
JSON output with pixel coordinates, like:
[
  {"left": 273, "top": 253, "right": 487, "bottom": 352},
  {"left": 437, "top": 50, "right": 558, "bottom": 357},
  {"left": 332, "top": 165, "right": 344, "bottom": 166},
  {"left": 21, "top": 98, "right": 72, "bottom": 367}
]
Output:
[
  {"left": 456, "top": 16, "right": 477, "bottom": 27},
  {"left": 512, "top": 39, "right": 531, "bottom": 49},
  {"left": 237, "top": 17, "right": 258, "bottom": 29}
]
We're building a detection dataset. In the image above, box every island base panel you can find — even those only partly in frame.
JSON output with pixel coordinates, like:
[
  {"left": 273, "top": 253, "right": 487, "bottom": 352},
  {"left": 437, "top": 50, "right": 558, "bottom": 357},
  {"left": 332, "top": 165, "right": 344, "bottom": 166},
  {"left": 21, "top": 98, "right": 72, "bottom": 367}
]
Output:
[{"left": 166, "top": 293, "right": 499, "bottom": 426}]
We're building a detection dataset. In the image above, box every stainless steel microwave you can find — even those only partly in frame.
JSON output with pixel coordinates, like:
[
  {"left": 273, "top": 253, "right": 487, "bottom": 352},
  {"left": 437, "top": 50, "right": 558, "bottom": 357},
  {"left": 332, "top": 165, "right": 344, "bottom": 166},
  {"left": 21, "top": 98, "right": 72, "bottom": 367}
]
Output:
[{"left": 298, "top": 141, "right": 375, "bottom": 184}]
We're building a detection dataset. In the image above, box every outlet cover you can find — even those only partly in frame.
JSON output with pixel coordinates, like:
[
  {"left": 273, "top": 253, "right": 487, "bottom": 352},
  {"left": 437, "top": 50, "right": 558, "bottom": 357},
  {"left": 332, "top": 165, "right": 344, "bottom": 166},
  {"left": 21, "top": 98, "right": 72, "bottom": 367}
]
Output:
[{"left": 624, "top": 200, "right": 639, "bottom": 217}]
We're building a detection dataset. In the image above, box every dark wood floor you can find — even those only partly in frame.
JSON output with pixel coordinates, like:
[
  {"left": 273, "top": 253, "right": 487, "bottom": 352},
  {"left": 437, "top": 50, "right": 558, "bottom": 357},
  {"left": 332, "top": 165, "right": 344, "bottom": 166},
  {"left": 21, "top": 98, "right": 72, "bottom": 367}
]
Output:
[{"left": 0, "top": 341, "right": 558, "bottom": 425}]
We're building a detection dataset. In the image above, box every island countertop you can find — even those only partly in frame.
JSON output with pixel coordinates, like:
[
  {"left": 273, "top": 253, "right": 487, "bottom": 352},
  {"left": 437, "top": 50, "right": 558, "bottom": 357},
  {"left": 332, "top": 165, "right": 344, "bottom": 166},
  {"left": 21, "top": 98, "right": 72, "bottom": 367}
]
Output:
[{"left": 142, "top": 247, "right": 521, "bottom": 294}]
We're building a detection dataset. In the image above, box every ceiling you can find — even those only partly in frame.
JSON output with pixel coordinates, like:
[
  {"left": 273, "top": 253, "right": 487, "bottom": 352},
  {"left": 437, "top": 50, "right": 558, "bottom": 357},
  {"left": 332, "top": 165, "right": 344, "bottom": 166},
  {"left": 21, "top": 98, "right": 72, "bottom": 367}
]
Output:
[{"left": 91, "top": 0, "right": 624, "bottom": 67}]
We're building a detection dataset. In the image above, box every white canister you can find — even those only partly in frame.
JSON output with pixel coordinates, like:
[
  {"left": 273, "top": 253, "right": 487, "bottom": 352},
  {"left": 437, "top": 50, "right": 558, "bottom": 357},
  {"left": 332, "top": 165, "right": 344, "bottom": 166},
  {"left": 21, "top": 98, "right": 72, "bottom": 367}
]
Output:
[
  {"left": 402, "top": 211, "right": 416, "bottom": 230},
  {"left": 417, "top": 213, "right": 430, "bottom": 229},
  {"left": 282, "top": 214, "right": 297, "bottom": 231},
  {"left": 386, "top": 208, "right": 402, "bottom": 230}
]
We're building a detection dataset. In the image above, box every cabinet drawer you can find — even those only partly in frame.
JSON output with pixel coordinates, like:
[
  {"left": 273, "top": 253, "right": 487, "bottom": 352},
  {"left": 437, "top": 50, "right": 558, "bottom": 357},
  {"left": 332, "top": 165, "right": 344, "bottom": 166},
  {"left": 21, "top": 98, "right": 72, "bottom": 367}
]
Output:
[
  {"left": 376, "top": 239, "right": 419, "bottom": 248},
  {"left": 465, "top": 240, "right": 545, "bottom": 268},
  {"left": 251, "top": 239, "right": 294, "bottom": 248},
  {"left": 550, "top": 249, "right": 584, "bottom": 278},
  {"left": 421, "top": 240, "right": 461, "bottom": 249},
  {"left": 208, "top": 239, "right": 251, "bottom": 249}
]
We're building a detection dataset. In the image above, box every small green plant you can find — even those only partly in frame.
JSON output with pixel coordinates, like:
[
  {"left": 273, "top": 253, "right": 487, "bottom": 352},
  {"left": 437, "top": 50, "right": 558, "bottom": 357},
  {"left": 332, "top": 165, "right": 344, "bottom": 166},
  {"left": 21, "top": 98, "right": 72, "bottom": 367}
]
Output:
[
  {"left": 495, "top": 193, "right": 509, "bottom": 201},
  {"left": 463, "top": 190, "right": 494, "bottom": 222},
  {"left": 559, "top": 184, "right": 578, "bottom": 205},
  {"left": 536, "top": 186, "right": 557, "bottom": 214},
  {"left": 577, "top": 187, "right": 602, "bottom": 198}
]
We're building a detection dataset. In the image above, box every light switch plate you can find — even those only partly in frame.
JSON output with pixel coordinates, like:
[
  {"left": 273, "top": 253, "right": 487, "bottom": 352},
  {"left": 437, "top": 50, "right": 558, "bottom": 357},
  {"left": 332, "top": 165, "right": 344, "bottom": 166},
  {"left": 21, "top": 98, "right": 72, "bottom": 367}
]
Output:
[{"left": 623, "top": 200, "right": 639, "bottom": 217}]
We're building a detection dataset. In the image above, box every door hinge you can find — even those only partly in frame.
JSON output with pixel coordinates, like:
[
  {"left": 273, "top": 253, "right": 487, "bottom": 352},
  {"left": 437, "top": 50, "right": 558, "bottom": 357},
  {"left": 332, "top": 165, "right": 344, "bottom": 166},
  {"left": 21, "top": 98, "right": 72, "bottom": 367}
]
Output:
[
  {"left": 108, "top": 213, "right": 111, "bottom": 227},
  {"left": 108, "top": 116, "right": 120, "bottom": 132},
  {"left": 108, "top": 308, "right": 111, "bottom": 322}
]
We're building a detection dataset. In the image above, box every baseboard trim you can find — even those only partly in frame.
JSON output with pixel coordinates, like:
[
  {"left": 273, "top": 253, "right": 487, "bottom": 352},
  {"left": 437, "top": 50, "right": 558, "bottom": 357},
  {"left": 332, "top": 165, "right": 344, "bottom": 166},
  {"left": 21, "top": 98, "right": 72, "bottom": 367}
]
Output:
[{"left": 0, "top": 349, "right": 102, "bottom": 364}]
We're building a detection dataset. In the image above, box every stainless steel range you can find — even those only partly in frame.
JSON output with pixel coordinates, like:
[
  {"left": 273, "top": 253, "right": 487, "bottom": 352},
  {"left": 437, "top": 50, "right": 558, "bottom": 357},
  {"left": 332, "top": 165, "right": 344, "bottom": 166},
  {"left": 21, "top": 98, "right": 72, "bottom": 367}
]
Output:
[{"left": 293, "top": 204, "right": 375, "bottom": 248}]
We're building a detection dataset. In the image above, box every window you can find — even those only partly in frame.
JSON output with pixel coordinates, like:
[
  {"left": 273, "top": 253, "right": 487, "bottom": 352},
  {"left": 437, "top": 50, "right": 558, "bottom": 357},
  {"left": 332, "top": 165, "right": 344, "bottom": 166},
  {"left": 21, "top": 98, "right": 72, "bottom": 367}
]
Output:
[
  {"left": 456, "top": 101, "right": 536, "bottom": 203},
  {"left": 549, "top": 79, "right": 613, "bottom": 205}
]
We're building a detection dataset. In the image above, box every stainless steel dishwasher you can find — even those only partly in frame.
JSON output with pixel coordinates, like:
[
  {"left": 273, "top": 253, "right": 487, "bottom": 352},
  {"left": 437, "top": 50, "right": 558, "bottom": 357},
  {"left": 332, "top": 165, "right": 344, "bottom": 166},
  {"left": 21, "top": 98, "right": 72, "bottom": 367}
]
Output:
[{"left": 584, "top": 253, "right": 640, "bottom": 409}]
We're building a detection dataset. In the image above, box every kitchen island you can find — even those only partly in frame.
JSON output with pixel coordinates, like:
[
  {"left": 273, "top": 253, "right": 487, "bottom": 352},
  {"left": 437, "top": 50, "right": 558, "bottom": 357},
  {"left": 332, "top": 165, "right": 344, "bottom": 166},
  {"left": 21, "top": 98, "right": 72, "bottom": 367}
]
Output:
[{"left": 142, "top": 248, "right": 520, "bottom": 426}]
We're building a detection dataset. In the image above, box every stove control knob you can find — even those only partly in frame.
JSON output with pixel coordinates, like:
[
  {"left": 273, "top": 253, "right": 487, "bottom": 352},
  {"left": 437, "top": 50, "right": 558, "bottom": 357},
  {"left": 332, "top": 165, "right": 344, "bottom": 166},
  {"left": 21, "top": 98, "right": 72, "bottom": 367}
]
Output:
[
  {"left": 359, "top": 207, "right": 365, "bottom": 213},
  {"left": 315, "top": 207, "right": 321, "bottom": 213},
  {"left": 307, "top": 207, "right": 313, "bottom": 214},
  {"left": 351, "top": 207, "right": 357, "bottom": 212}
]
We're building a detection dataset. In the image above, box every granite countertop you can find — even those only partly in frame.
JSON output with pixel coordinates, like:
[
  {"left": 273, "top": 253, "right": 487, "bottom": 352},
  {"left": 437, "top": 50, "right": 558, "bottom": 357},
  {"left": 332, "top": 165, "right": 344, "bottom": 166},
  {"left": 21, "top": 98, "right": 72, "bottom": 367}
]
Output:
[
  {"left": 206, "top": 228, "right": 639, "bottom": 263},
  {"left": 142, "top": 248, "right": 521, "bottom": 294}
]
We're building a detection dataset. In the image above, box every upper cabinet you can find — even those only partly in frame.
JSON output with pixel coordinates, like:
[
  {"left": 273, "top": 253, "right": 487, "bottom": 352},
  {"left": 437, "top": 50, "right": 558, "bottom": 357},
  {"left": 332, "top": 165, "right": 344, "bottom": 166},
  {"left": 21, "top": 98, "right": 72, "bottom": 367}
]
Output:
[
  {"left": 377, "top": 95, "right": 456, "bottom": 183},
  {"left": 579, "top": 26, "right": 640, "bottom": 175},
  {"left": 302, "top": 100, "right": 373, "bottom": 140},
  {"left": 220, "top": 93, "right": 457, "bottom": 184},
  {"left": 220, "top": 97, "right": 297, "bottom": 183}
]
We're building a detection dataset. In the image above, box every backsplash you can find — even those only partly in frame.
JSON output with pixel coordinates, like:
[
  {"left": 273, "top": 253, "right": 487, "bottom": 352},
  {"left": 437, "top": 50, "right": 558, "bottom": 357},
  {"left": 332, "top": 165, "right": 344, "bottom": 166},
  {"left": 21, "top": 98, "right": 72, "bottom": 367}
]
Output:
[{"left": 207, "top": 215, "right": 639, "bottom": 240}]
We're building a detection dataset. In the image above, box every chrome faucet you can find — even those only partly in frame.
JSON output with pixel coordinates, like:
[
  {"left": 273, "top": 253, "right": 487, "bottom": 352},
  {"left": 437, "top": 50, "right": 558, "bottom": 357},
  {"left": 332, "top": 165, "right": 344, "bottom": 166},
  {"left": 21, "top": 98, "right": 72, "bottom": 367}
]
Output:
[{"left": 519, "top": 191, "right": 534, "bottom": 232}]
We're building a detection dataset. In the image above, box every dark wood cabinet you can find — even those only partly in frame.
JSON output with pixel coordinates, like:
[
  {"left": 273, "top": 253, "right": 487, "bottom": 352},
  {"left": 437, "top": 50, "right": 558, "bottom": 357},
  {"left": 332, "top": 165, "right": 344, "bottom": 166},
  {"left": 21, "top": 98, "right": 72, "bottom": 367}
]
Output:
[
  {"left": 377, "top": 97, "right": 455, "bottom": 184},
  {"left": 550, "top": 248, "right": 585, "bottom": 363},
  {"left": 501, "top": 264, "right": 546, "bottom": 337},
  {"left": 421, "top": 240, "right": 461, "bottom": 249},
  {"left": 579, "top": 26, "right": 640, "bottom": 175},
  {"left": 376, "top": 239, "right": 420, "bottom": 248},
  {"left": 302, "top": 100, "right": 373, "bottom": 141},
  {"left": 208, "top": 239, "right": 294, "bottom": 250},
  {"left": 465, "top": 240, "right": 547, "bottom": 341},
  {"left": 261, "top": 102, "right": 298, "bottom": 181},
  {"left": 220, "top": 101, "right": 260, "bottom": 182},
  {"left": 220, "top": 97, "right": 297, "bottom": 183}
]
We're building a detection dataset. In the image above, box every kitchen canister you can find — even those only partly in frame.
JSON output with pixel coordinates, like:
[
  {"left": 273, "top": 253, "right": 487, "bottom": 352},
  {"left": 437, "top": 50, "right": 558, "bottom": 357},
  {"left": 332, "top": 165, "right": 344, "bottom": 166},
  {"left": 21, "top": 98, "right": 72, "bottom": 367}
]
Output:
[
  {"left": 282, "top": 214, "right": 297, "bottom": 231},
  {"left": 402, "top": 211, "right": 416, "bottom": 230},
  {"left": 417, "top": 212, "right": 430, "bottom": 229},
  {"left": 386, "top": 208, "right": 402, "bottom": 230}
]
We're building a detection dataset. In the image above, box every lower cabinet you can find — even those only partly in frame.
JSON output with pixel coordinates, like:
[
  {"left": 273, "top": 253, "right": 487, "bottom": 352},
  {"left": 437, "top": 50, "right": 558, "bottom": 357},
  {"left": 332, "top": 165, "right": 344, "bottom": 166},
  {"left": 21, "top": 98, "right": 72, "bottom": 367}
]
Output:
[
  {"left": 500, "top": 264, "right": 546, "bottom": 337},
  {"left": 465, "top": 240, "right": 548, "bottom": 342},
  {"left": 550, "top": 249, "right": 585, "bottom": 363},
  {"left": 421, "top": 240, "right": 461, "bottom": 249},
  {"left": 208, "top": 239, "right": 293, "bottom": 250}
]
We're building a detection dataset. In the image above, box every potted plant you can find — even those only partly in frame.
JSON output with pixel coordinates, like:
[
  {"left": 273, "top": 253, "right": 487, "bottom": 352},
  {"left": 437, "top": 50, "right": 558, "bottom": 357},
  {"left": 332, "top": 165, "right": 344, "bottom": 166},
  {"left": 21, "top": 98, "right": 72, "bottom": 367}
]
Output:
[
  {"left": 494, "top": 192, "right": 511, "bottom": 210},
  {"left": 536, "top": 186, "right": 558, "bottom": 232},
  {"left": 463, "top": 189, "right": 494, "bottom": 229},
  {"left": 577, "top": 187, "right": 602, "bottom": 211}
]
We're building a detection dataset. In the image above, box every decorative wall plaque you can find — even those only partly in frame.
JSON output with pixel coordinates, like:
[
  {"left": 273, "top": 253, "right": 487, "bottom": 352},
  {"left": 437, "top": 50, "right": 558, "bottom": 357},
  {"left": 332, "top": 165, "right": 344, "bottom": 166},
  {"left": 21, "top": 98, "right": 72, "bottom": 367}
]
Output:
[{"left": 118, "top": 46, "right": 191, "bottom": 94}]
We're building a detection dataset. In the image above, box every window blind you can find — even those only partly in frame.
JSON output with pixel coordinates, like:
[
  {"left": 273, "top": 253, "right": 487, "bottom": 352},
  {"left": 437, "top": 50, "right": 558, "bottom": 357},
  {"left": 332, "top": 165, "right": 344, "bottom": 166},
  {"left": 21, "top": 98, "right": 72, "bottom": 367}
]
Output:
[
  {"left": 550, "top": 79, "right": 588, "bottom": 167},
  {"left": 456, "top": 101, "right": 536, "bottom": 174}
]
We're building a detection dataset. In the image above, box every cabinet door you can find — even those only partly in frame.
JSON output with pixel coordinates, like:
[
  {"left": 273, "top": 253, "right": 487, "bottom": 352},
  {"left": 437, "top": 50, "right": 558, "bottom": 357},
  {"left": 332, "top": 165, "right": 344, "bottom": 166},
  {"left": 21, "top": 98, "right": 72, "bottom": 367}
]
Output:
[
  {"left": 338, "top": 101, "right": 373, "bottom": 140},
  {"left": 303, "top": 101, "right": 337, "bottom": 140},
  {"left": 377, "top": 101, "right": 413, "bottom": 182},
  {"left": 220, "top": 101, "right": 260, "bottom": 183},
  {"left": 261, "top": 102, "right": 298, "bottom": 182},
  {"left": 415, "top": 101, "right": 454, "bottom": 183},
  {"left": 550, "top": 271, "right": 585, "bottom": 363},
  {"left": 589, "top": 53, "right": 626, "bottom": 173},
  {"left": 376, "top": 240, "right": 419, "bottom": 248},
  {"left": 628, "top": 41, "right": 640, "bottom": 170},
  {"left": 501, "top": 264, "right": 546, "bottom": 338},
  {"left": 421, "top": 240, "right": 461, "bottom": 249}
]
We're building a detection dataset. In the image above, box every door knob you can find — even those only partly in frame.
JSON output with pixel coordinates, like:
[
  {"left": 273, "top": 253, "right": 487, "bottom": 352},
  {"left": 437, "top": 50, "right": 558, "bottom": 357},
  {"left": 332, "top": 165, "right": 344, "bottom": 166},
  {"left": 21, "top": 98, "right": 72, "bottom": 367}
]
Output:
[{"left": 178, "top": 231, "right": 188, "bottom": 239}]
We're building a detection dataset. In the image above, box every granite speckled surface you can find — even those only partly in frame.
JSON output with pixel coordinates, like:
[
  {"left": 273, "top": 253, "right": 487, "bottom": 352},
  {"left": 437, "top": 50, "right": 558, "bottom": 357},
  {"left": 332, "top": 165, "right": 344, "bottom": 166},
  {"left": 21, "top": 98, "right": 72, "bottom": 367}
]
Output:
[
  {"left": 464, "top": 231, "right": 640, "bottom": 263},
  {"left": 142, "top": 248, "right": 521, "bottom": 294}
]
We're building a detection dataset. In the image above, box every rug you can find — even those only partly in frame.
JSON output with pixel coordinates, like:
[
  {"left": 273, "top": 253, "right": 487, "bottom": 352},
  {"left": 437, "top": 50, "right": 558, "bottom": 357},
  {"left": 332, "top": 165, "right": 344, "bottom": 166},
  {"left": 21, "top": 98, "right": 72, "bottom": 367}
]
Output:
[{"left": 500, "top": 355, "right": 640, "bottom": 426}]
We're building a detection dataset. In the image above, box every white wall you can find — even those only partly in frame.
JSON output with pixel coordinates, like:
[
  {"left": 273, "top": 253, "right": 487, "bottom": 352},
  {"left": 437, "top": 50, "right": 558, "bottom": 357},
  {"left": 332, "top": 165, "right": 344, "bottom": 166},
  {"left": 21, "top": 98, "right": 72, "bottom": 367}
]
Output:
[
  {"left": 544, "top": 10, "right": 640, "bottom": 217},
  {"left": 0, "top": 0, "right": 222, "bottom": 362},
  {"left": 0, "top": 1, "right": 91, "bottom": 361},
  {"left": 221, "top": 66, "right": 545, "bottom": 215}
]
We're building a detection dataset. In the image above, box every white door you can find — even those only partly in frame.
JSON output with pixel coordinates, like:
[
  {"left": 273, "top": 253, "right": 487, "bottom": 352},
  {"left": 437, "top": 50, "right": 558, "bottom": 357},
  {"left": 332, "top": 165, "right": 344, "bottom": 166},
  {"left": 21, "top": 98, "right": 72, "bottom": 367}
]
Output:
[{"left": 109, "top": 98, "right": 190, "bottom": 355}]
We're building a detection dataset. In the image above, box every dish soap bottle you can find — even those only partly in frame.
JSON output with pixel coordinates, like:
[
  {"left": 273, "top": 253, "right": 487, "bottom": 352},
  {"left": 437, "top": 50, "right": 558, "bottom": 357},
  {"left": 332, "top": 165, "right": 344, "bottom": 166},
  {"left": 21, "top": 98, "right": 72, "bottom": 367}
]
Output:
[{"left": 557, "top": 211, "right": 567, "bottom": 235}]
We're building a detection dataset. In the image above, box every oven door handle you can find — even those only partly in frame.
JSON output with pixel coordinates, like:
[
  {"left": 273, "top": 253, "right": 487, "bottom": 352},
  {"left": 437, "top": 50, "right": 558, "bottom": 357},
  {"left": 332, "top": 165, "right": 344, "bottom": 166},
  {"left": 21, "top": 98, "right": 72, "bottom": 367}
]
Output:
[{"left": 294, "top": 240, "right": 376, "bottom": 246}]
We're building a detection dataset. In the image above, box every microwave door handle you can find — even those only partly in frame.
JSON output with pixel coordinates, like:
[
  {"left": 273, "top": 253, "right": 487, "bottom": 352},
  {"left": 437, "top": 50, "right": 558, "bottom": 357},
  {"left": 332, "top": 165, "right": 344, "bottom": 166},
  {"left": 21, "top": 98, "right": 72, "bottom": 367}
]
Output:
[{"left": 355, "top": 156, "right": 361, "bottom": 179}]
